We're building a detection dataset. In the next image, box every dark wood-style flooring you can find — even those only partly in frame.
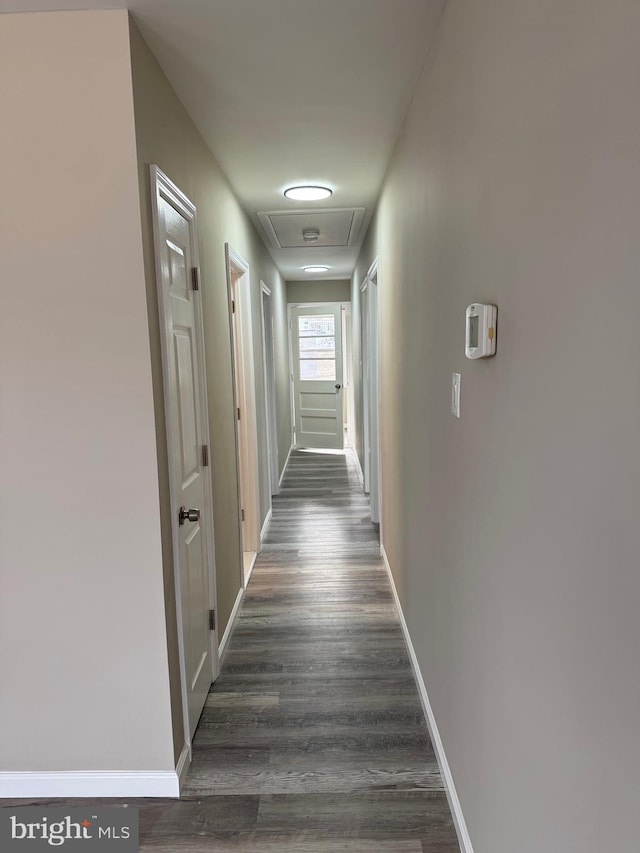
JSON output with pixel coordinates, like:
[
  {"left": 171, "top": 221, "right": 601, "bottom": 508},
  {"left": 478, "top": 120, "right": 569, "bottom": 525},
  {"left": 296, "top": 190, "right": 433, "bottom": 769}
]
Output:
[
  {"left": 5, "top": 449, "right": 459, "bottom": 852},
  {"left": 177, "top": 449, "right": 459, "bottom": 851}
]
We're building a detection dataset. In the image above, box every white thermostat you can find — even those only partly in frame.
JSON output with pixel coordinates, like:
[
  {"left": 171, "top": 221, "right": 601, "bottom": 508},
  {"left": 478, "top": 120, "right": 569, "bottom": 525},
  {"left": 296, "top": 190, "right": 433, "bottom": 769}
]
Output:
[{"left": 465, "top": 303, "right": 497, "bottom": 359}]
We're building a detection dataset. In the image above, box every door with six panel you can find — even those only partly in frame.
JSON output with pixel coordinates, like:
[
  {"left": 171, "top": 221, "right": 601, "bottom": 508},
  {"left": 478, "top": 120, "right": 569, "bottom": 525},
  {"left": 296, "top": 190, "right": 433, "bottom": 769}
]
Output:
[{"left": 152, "top": 166, "right": 218, "bottom": 742}]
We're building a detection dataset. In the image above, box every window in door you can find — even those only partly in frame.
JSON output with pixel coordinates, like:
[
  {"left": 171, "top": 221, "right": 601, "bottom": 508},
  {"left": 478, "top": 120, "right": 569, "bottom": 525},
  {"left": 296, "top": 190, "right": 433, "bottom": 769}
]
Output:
[{"left": 298, "top": 314, "right": 336, "bottom": 381}]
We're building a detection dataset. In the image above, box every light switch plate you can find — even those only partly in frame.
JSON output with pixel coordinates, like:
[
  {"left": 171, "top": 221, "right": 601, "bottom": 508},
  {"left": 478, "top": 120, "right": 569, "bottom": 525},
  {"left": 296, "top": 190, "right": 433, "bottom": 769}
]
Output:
[{"left": 452, "top": 373, "right": 461, "bottom": 418}]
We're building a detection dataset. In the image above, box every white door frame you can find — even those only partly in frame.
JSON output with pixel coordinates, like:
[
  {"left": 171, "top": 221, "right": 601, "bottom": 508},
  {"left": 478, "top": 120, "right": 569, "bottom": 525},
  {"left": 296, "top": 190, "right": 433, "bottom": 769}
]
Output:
[
  {"left": 361, "top": 259, "right": 381, "bottom": 524},
  {"left": 260, "top": 281, "right": 279, "bottom": 501},
  {"left": 150, "top": 165, "right": 219, "bottom": 764},
  {"left": 225, "top": 244, "right": 260, "bottom": 583},
  {"left": 342, "top": 304, "right": 354, "bottom": 448},
  {"left": 288, "top": 301, "right": 348, "bottom": 448}
]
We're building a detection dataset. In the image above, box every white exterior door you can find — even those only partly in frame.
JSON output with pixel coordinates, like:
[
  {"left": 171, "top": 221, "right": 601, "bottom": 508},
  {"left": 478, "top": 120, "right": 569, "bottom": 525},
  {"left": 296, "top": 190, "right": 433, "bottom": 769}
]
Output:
[
  {"left": 291, "top": 305, "right": 344, "bottom": 449},
  {"left": 151, "top": 167, "right": 218, "bottom": 742}
]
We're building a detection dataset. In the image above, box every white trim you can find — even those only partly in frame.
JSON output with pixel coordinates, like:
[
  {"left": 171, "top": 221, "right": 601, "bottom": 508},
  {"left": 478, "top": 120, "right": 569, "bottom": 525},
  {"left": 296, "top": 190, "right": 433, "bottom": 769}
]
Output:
[
  {"left": 226, "top": 244, "right": 261, "bottom": 578},
  {"left": 287, "top": 301, "right": 347, "bottom": 308},
  {"left": 149, "top": 165, "right": 219, "bottom": 750},
  {"left": 0, "top": 772, "right": 180, "bottom": 799},
  {"left": 361, "top": 258, "right": 381, "bottom": 525},
  {"left": 244, "top": 551, "right": 258, "bottom": 587},
  {"left": 260, "top": 280, "right": 280, "bottom": 497},
  {"left": 279, "top": 444, "right": 293, "bottom": 488},
  {"left": 260, "top": 508, "right": 272, "bottom": 542},
  {"left": 219, "top": 586, "right": 245, "bottom": 660},
  {"left": 176, "top": 742, "right": 191, "bottom": 790},
  {"left": 342, "top": 304, "right": 354, "bottom": 450},
  {"left": 381, "top": 545, "right": 474, "bottom": 853},
  {"left": 352, "top": 446, "right": 365, "bottom": 487},
  {"left": 287, "top": 306, "right": 296, "bottom": 447}
]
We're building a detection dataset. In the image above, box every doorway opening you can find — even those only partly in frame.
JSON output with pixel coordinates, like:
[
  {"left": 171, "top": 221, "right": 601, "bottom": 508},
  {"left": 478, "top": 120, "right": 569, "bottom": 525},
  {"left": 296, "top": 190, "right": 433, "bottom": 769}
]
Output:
[
  {"left": 226, "top": 244, "right": 260, "bottom": 586},
  {"left": 260, "top": 281, "right": 279, "bottom": 508},
  {"left": 361, "top": 259, "right": 381, "bottom": 525}
]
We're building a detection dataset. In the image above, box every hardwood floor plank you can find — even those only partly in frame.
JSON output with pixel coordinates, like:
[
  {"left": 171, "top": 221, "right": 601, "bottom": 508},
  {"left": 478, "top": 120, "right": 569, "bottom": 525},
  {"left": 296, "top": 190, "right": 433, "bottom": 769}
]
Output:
[
  {"left": 140, "top": 837, "right": 425, "bottom": 852},
  {"left": 183, "top": 767, "right": 446, "bottom": 796},
  {"left": 255, "top": 791, "right": 455, "bottom": 837},
  {"left": 138, "top": 797, "right": 260, "bottom": 838}
]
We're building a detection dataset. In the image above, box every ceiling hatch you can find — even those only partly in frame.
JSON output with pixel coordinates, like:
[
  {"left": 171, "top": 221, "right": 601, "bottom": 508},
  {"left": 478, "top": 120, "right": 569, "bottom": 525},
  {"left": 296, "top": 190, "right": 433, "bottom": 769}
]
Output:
[{"left": 257, "top": 208, "right": 366, "bottom": 250}]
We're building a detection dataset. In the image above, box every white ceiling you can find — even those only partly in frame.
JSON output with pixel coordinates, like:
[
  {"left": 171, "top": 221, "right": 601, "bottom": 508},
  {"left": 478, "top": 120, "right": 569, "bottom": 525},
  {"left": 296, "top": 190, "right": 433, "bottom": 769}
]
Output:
[
  {"left": 258, "top": 209, "right": 365, "bottom": 250},
  {"left": 1, "top": 0, "right": 445, "bottom": 280}
]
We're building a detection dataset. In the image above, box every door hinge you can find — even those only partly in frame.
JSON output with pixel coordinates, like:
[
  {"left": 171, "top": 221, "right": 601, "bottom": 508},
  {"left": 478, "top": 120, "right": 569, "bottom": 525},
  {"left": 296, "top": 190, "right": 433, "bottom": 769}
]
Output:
[
  {"left": 191, "top": 267, "right": 200, "bottom": 291},
  {"left": 209, "top": 609, "right": 216, "bottom": 630},
  {"left": 241, "top": 508, "right": 245, "bottom": 522},
  {"left": 201, "top": 444, "right": 209, "bottom": 467},
  {"left": 232, "top": 299, "right": 236, "bottom": 313},
  {"left": 237, "top": 407, "right": 241, "bottom": 420}
]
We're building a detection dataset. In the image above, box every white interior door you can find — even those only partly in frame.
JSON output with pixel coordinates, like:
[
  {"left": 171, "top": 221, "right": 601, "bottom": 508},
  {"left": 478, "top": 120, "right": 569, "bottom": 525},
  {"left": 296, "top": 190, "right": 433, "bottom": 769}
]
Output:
[
  {"left": 151, "top": 167, "right": 218, "bottom": 743},
  {"left": 226, "top": 245, "right": 260, "bottom": 586},
  {"left": 230, "top": 275, "right": 251, "bottom": 563},
  {"left": 291, "top": 305, "right": 344, "bottom": 449},
  {"left": 261, "top": 283, "right": 279, "bottom": 496},
  {"left": 361, "top": 262, "right": 380, "bottom": 524}
]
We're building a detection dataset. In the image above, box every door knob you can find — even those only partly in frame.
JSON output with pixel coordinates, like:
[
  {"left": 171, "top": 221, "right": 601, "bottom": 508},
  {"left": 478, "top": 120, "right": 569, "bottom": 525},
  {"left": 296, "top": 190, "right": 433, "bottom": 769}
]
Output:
[
  {"left": 335, "top": 384, "right": 342, "bottom": 391},
  {"left": 178, "top": 506, "right": 200, "bottom": 526}
]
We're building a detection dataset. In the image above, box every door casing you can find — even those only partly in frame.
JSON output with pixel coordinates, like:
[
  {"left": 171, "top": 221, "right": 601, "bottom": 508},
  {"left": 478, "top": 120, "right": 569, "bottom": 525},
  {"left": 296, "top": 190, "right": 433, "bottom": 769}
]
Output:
[
  {"left": 225, "top": 244, "right": 260, "bottom": 586},
  {"left": 361, "top": 259, "right": 381, "bottom": 525},
  {"left": 260, "top": 281, "right": 279, "bottom": 502},
  {"left": 150, "top": 165, "right": 219, "bottom": 770}
]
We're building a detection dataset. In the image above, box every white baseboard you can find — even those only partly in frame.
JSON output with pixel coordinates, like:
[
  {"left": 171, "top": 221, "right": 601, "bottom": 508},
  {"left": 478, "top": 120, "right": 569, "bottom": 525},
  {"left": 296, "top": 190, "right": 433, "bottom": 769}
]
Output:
[
  {"left": 260, "top": 508, "right": 272, "bottom": 542},
  {"left": 244, "top": 551, "right": 257, "bottom": 587},
  {"left": 278, "top": 444, "right": 293, "bottom": 488},
  {"left": 381, "top": 544, "right": 474, "bottom": 853},
  {"left": 0, "top": 771, "right": 180, "bottom": 799},
  {"left": 219, "top": 585, "right": 245, "bottom": 660},
  {"left": 352, "top": 447, "right": 365, "bottom": 487},
  {"left": 176, "top": 742, "right": 191, "bottom": 791}
]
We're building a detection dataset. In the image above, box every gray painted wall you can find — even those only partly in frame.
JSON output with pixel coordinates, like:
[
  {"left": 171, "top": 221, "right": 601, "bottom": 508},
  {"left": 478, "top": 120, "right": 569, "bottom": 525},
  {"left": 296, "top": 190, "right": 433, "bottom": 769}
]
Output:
[
  {"left": 287, "top": 280, "right": 351, "bottom": 304},
  {"left": 129, "top": 19, "right": 291, "bottom": 760},
  {"left": 0, "top": 10, "right": 174, "bottom": 772},
  {"left": 352, "top": 1, "right": 640, "bottom": 850}
]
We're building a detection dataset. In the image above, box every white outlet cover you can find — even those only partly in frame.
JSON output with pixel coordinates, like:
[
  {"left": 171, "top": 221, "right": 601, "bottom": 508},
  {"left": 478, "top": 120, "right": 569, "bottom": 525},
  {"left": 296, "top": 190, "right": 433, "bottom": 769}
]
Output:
[{"left": 452, "top": 373, "right": 461, "bottom": 418}]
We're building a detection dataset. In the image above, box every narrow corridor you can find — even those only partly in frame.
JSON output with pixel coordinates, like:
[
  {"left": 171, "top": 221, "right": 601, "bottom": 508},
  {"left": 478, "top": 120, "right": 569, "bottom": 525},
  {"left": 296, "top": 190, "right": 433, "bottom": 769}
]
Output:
[
  {"left": 2, "top": 451, "right": 458, "bottom": 851},
  {"left": 166, "top": 449, "right": 459, "bottom": 850}
]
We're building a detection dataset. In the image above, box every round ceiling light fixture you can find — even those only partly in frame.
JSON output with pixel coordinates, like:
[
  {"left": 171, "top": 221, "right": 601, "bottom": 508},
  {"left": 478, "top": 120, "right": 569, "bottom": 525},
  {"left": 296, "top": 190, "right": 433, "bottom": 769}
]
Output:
[
  {"left": 302, "top": 228, "right": 320, "bottom": 242},
  {"left": 284, "top": 185, "right": 332, "bottom": 202},
  {"left": 303, "top": 265, "right": 330, "bottom": 273}
]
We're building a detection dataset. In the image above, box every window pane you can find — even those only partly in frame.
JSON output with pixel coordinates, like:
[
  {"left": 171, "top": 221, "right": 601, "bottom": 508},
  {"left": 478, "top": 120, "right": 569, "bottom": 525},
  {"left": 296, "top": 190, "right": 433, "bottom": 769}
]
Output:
[
  {"left": 300, "top": 350, "right": 334, "bottom": 360},
  {"left": 300, "top": 359, "right": 336, "bottom": 381},
  {"left": 298, "top": 315, "right": 335, "bottom": 336},
  {"left": 299, "top": 336, "right": 336, "bottom": 352}
]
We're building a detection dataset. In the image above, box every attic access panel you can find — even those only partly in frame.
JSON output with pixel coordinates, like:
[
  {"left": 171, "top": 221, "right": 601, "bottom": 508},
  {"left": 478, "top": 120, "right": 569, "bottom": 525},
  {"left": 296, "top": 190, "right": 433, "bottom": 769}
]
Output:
[{"left": 258, "top": 208, "right": 365, "bottom": 250}]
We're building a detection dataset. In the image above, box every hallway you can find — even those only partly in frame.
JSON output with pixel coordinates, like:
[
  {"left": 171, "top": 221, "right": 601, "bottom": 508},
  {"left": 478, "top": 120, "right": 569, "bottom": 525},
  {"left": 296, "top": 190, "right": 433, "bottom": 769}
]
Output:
[{"left": 146, "top": 450, "right": 459, "bottom": 850}]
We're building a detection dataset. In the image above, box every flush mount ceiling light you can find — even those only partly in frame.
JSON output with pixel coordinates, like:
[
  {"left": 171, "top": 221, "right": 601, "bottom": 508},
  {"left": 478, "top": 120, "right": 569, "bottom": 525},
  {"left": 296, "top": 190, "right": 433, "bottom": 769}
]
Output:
[
  {"left": 303, "top": 265, "right": 330, "bottom": 273},
  {"left": 284, "top": 185, "right": 332, "bottom": 201},
  {"left": 302, "top": 227, "right": 320, "bottom": 242}
]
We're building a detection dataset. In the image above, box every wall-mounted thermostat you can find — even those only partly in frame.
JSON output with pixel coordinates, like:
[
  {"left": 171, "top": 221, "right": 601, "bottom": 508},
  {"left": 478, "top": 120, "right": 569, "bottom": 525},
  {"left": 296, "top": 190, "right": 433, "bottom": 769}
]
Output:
[{"left": 465, "top": 303, "right": 497, "bottom": 359}]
